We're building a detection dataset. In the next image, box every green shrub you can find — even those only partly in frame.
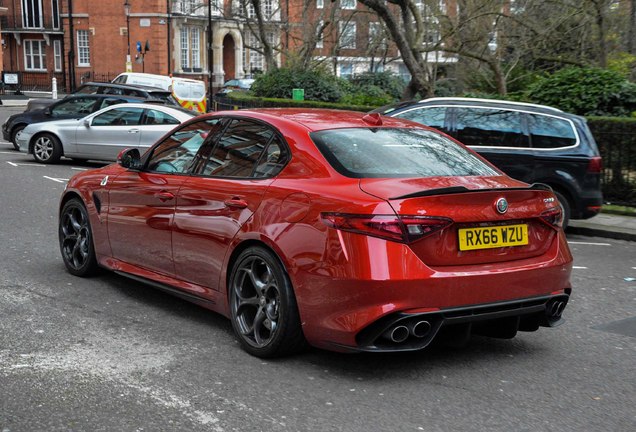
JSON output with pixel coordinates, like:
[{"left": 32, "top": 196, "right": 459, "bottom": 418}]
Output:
[
  {"left": 220, "top": 91, "right": 376, "bottom": 111},
  {"left": 339, "top": 84, "right": 395, "bottom": 106},
  {"left": 251, "top": 67, "right": 344, "bottom": 103},
  {"left": 349, "top": 71, "right": 405, "bottom": 100},
  {"left": 527, "top": 67, "right": 636, "bottom": 116}
]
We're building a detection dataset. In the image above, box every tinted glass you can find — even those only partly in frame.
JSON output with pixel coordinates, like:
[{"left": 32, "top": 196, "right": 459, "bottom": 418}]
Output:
[
  {"left": 253, "top": 137, "right": 288, "bottom": 178},
  {"left": 310, "top": 128, "right": 498, "bottom": 178},
  {"left": 143, "top": 109, "right": 180, "bottom": 125},
  {"left": 455, "top": 107, "right": 529, "bottom": 148},
  {"left": 394, "top": 107, "right": 448, "bottom": 132},
  {"left": 147, "top": 119, "right": 221, "bottom": 174},
  {"left": 528, "top": 114, "right": 577, "bottom": 148},
  {"left": 92, "top": 107, "right": 143, "bottom": 126},
  {"left": 99, "top": 98, "right": 128, "bottom": 109},
  {"left": 50, "top": 97, "right": 97, "bottom": 116},
  {"left": 201, "top": 119, "right": 275, "bottom": 178}
]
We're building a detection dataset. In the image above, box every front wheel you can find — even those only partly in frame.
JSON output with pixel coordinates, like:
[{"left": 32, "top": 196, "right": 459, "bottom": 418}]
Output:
[
  {"left": 229, "top": 247, "right": 306, "bottom": 358},
  {"left": 32, "top": 133, "right": 62, "bottom": 164},
  {"left": 59, "top": 198, "right": 98, "bottom": 277}
]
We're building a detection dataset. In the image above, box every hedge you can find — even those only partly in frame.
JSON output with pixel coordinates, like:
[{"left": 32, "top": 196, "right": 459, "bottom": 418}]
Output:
[{"left": 212, "top": 92, "right": 376, "bottom": 112}]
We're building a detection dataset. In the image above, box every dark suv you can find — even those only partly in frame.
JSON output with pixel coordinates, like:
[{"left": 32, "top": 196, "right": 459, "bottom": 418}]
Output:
[
  {"left": 374, "top": 97, "right": 603, "bottom": 227},
  {"left": 2, "top": 94, "right": 147, "bottom": 150}
]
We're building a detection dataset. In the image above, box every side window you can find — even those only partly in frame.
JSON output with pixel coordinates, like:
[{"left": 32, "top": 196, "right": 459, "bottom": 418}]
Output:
[
  {"left": 92, "top": 107, "right": 143, "bottom": 126},
  {"left": 253, "top": 137, "right": 288, "bottom": 178},
  {"left": 395, "top": 107, "right": 448, "bottom": 133},
  {"left": 201, "top": 119, "right": 277, "bottom": 178},
  {"left": 528, "top": 114, "right": 577, "bottom": 149},
  {"left": 146, "top": 119, "right": 222, "bottom": 174},
  {"left": 143, "top": 109, "right": 180, "bottom": 126},
  {"left": 50, "top": 97, "right": 97, "bottom": 116},
  {"left": 454, "top": 107, "right": 529, "bottom": 148},
  {"left": 99, "top": 98, "right": 127, "bottom": 109}
]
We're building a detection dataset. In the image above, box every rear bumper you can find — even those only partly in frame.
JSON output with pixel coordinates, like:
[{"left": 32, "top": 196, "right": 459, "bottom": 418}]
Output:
[{"left": 571, "top": 190, "right": 603, "bottom": 220}]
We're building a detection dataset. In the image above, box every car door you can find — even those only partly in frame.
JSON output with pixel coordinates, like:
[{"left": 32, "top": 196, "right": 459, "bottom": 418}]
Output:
[
  {"left": 450, "top": 106, "right": 534, "bottom": 182},
  {"left": 172, "top": 118, "right": 289, "bottom": 291},
  {"left": 74, "top": 106, "right": 144, "bottom": 160},
  {"left": 106, "top": 118, "right": 222, "bottom": 277},
  {"left": 138, "top": 108, "right": 183, "bottom": 153}
]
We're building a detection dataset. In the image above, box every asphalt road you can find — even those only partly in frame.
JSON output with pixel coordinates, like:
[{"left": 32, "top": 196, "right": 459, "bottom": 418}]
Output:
[{"left": 0, "top": 106, "right": 635, "bottom": 432}]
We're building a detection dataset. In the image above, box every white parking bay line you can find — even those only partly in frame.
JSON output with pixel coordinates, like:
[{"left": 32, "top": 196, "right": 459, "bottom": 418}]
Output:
[
  {"left": 568, "top": 241, "right": 612, "bottom": 246},
  {"left": 71, "top": 167, "right": 88, "bottom": 171},
  {"left": 573, "top": 266, "right": 588, "bottom": 269},
  {"left": 6, "top": 161, "right": 46, "bottom": 167},
  {"left": 43, "top": 176, "right": 69, "bottom": 183}
]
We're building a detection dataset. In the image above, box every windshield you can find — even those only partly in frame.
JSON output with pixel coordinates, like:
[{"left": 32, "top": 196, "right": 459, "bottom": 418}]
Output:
[{"left": 310, "top": 127, "right": 499, "bottom": 178}]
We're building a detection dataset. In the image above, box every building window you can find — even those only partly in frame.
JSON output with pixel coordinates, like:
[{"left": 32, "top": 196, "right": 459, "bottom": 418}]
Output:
[
  {"left": 341, "top": 0, "right": 355, "bottom": 10},
  {"left": 247, "top": 33, "right": 264, "bottom": 72},
  {"left": 181, "top": 28, "right": 189, "bottom": 69},
  {"left": 54, "top": 40, "right": 62, "bottom": 71},
  {"left": 77, "top": 30, "right": 90, "bottom": 66},
  {"left": 51, "top": 0, "right": 60, "bottom": 29},
  {"left": 369, "top": 22, "right": 387, "bottom": 49},
  {"left": 316, "top": 20, "right": 324, "bottom": 49},
  {"left": 191, "top": 28, "right": 201, "bottom": 69},
  {"left": 24, "top": 40, "right": 46, "bottom": 71},
  {"left": 264, "top": 0, "right": 273, "bottom": 18},
  {"left": 22, "top": 0, "right": 43, "bottom": 28},
  {"left": 317, "top": 0, "right": 323, "bottom": 9},
  {"left": 339, "top": 64, "right": 353, "bottom": 80},
  {"left": 339, "top": 21, "right": 356, "bottom": 49}
]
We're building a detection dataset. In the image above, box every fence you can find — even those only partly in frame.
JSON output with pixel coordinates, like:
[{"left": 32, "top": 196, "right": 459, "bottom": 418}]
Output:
[{"left": 594, "top": 132, "right": 636, "bottom": 207}]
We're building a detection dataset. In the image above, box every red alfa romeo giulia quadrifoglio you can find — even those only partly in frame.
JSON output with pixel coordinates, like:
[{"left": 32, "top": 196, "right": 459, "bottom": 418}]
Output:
[{"left": 58, "top": 109, "right": 572, "bottom": 357}]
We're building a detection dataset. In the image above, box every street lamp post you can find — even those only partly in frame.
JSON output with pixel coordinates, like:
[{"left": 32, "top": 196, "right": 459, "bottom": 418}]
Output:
[
  {"left": 124, "top": 0, "right": 132, "bottom": 72},
  {"left": 207, "top": 0, "right": 213, "bottom": 110}
]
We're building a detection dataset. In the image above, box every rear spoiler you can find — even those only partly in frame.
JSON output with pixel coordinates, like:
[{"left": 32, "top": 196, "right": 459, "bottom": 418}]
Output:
[{"left": 390, "top": 183, "right": 553, "bottom": 200}]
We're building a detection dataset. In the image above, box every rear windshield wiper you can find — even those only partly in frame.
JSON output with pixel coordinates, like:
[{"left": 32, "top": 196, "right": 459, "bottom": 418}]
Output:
[{"left": 390, "top": 183, "right": 552, "bottom": 200}]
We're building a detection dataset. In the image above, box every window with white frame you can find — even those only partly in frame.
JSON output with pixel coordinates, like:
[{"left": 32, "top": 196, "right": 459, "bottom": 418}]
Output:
[
  {"left": 339, "top": 21, "right": 356, "bottom": 49},
  {"left": 264, "top": 0, "right": 273, "bottom": 18},
  {"left": 77, "top": 30, "right": 90, "bottom": 66},
  {"left": 22, "top": 0, "right": 43, "bottom": 28},
  {"left": 247, "top": 33, "right": 264, "bottom": 72},
  {"left": 341, "top": 0, "right": 355, "bottom": 9},
  {"left": 180, "top": 27, "right": 202, "bottom": 70},
  {"left": 339, "top": 63, "right": 353, "bottom": 80},
  {"left": 317, "top": 0, "right": 323, "bottom": 9},
  {"left": 24, "top": 40, "right": 46, "bottom": 71},
  {"left": 51, "top": 0, "right": 60, "bottom": 29},
  {"left": 369, "top": 22, "right": 387, "bottom": 49},
  {"left": 316, "top": 20, "right": 324, "bottom": 49},
  {"left": 54, "top": 39, "right": 62, "bottom": 71},
  {"left": 191, "top": 28, "right": 201, "bottom": 69}
]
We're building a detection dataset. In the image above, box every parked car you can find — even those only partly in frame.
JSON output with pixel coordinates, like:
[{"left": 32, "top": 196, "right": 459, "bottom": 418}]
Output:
[
  {"left": 373, "top": 97, "right": 603, "bottom": 228},
  {"left": 58, "top": 109, "right": 573, "bottom": 358},
  {"left": 24, "top": 82, "right": 177, "bottom": 113},
  {"left": 215, "top": 78, "right": 255, "bottom": 97},
  {"left": 17, "top": 103, "right": 195, "bottom": 164},
  {"left": 3, "top": 94, "right": 151, "bottom": 151}
]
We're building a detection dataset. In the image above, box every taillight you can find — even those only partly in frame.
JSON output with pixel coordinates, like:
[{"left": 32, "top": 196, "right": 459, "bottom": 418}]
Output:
[
  {"left": 320, "top": 213, "right": 453, "bottom": 243},
  {"left": 587, "top": 156, "right": 602, "bottom": 174},
  {"left": 540, "top": 207, "right": 563, "bottom": 228}
]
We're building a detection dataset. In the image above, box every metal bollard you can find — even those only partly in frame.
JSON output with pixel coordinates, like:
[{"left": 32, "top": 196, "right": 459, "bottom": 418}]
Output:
[{"left": 52, "top": 77, "right": 58, "bottom": 100}]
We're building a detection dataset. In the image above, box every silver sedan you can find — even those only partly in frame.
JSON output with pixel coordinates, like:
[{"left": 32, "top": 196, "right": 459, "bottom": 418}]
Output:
[{"left": 17, "top": 103, "right": 196, "bottom": 164}]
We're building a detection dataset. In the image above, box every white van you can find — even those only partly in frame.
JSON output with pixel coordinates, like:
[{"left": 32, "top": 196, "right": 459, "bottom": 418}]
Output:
[{"left": 113, "top": 72, "right": 207, "bottom": 113}]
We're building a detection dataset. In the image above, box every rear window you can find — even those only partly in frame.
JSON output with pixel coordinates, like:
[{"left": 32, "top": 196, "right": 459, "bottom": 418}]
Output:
[{"left": 310, "top": 128, "right": 499, "bottom": 178}]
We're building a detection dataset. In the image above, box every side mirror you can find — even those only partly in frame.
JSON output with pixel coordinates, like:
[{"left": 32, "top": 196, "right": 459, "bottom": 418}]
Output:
[
  {"left": 117, "top": 148, "right": 142, "bottom": 170},
  {"left": 44, "top": 107, "right": 51, "bottom": 116},
  {"left": 83, "top": 119, "right": 91, "bottom": 128}
]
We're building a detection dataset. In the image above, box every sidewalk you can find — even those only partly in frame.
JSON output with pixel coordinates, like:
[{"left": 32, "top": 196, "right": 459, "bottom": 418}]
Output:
[{"left": 568, "top": 213, "right": 636, "bottom": 242}]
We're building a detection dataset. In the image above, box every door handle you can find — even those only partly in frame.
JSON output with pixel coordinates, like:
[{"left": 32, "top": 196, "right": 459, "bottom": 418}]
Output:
[
  {"left": 155, "top": 191, "right": 175, "bottom": 202},
  {"left": 128, "top": 128, "right": 140, "bottom": 134},
  {"left": 224, "top": 198, "right": 248, "bottom": 209}
]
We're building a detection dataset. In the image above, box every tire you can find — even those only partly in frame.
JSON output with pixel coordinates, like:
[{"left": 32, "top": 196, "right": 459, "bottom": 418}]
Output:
[
  {"left": 32, "top": 133, "right": 62, "bottom": 164},
  {"left": 553, "top": 190, "right": 571, "bottom": 230},
  {"left": 10, "top": 124, "right": 25, "bottom": 151},
  {"left": 229, "top": 246, "right": 306, "bottom": 358},
  {"left": 59, "top": 198, "right": 99, "bottom": 277}
]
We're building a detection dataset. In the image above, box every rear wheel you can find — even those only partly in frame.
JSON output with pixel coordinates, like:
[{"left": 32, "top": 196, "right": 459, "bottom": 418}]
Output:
[
  {"left": 10, "top": 124, "right": 25, "bottom": 151},
  {"left": 553, "top": 190, "right": 571, "bottom": 230},
  {"left": 229, "top": 246, "right": 306, "bottom": 358},
  {"left": 32, "top": 133, "right": 62, "bottom": 164},
  {"left": 59, "top": 198, "right": 98, "bottom": 277}
]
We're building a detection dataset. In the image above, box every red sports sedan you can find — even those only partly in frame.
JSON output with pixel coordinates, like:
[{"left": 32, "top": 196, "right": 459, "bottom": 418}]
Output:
[{"left": 58, "top": 109, "right": 572, "bottom": 357}]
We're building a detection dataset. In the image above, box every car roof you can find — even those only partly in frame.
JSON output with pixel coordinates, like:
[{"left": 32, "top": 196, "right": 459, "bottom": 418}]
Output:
[
  {"left": 79, "top": 81, "right": 170, "bottom": 93},
  {"left": 210, "top": 108, "right": 426, "bottom": 132}
]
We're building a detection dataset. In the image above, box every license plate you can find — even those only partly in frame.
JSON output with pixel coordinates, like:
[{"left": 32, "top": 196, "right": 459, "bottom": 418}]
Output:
[{"left": 458, "top": 224, "right": 528, "bottom": 251}]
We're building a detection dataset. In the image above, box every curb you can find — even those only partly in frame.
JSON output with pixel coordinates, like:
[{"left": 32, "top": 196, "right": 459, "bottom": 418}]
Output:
[{"left": 566, "top": 225, "right": 636, "bottom": 242}]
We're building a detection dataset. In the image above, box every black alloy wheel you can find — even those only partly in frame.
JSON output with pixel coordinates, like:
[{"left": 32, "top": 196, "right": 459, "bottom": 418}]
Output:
[
  {"left": 10, "top": 124, "right": 25, "bottom": 151},
  {"left": 229, "top": 247, "right": 306, "bottom": 358},
  {"left": 32, "top": 133, "right": 63, "bottom": 164},
  {"left": 59, "top": 198, "right": 98, "bottom": 277}
]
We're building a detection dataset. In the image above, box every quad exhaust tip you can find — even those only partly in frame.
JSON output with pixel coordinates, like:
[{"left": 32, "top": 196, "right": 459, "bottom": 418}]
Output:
[
  {"left": 548, "top": 300, "right": 566, "bottom": 318},
  {"left": 412, "top": 320, "right": 432, "bottom": 338},
  {"left": 383, "top": 325, "right": 410, "bottom": 343},
  {"left": 382, "top": 320, "right": 433, "bottom": 343}
]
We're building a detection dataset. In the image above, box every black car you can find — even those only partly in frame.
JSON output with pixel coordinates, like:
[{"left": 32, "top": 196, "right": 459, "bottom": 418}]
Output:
[
  {"left": 374, "top": 97, "right": 603, "bottom": 227},
  {"left": 3, "top": 94, "right": 147, "bottom": 150}
]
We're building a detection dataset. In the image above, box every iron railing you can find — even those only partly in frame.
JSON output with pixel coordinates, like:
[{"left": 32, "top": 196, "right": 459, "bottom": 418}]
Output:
[{"left": 596, "top": 132, "right": 636, "bottom": 207}]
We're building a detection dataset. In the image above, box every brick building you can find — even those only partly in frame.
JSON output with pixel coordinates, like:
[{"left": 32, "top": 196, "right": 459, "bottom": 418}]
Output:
[{"left": 0, "top": 0, "right": 456, "bottom": 94}]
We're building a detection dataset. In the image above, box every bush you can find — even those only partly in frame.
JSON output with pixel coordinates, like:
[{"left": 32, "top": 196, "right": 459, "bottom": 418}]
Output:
[
  {"left": 349, "top": 71, "right": 405, "bottom": 100},
  {"left": 526, "top": 67, "right": 636, "bottom": 116},
  {"left": 251, "top": 67, "right": 344, "bottom": 103},
  {"left": 219, "top": 91, "right": 376, "bottom": 111}
]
